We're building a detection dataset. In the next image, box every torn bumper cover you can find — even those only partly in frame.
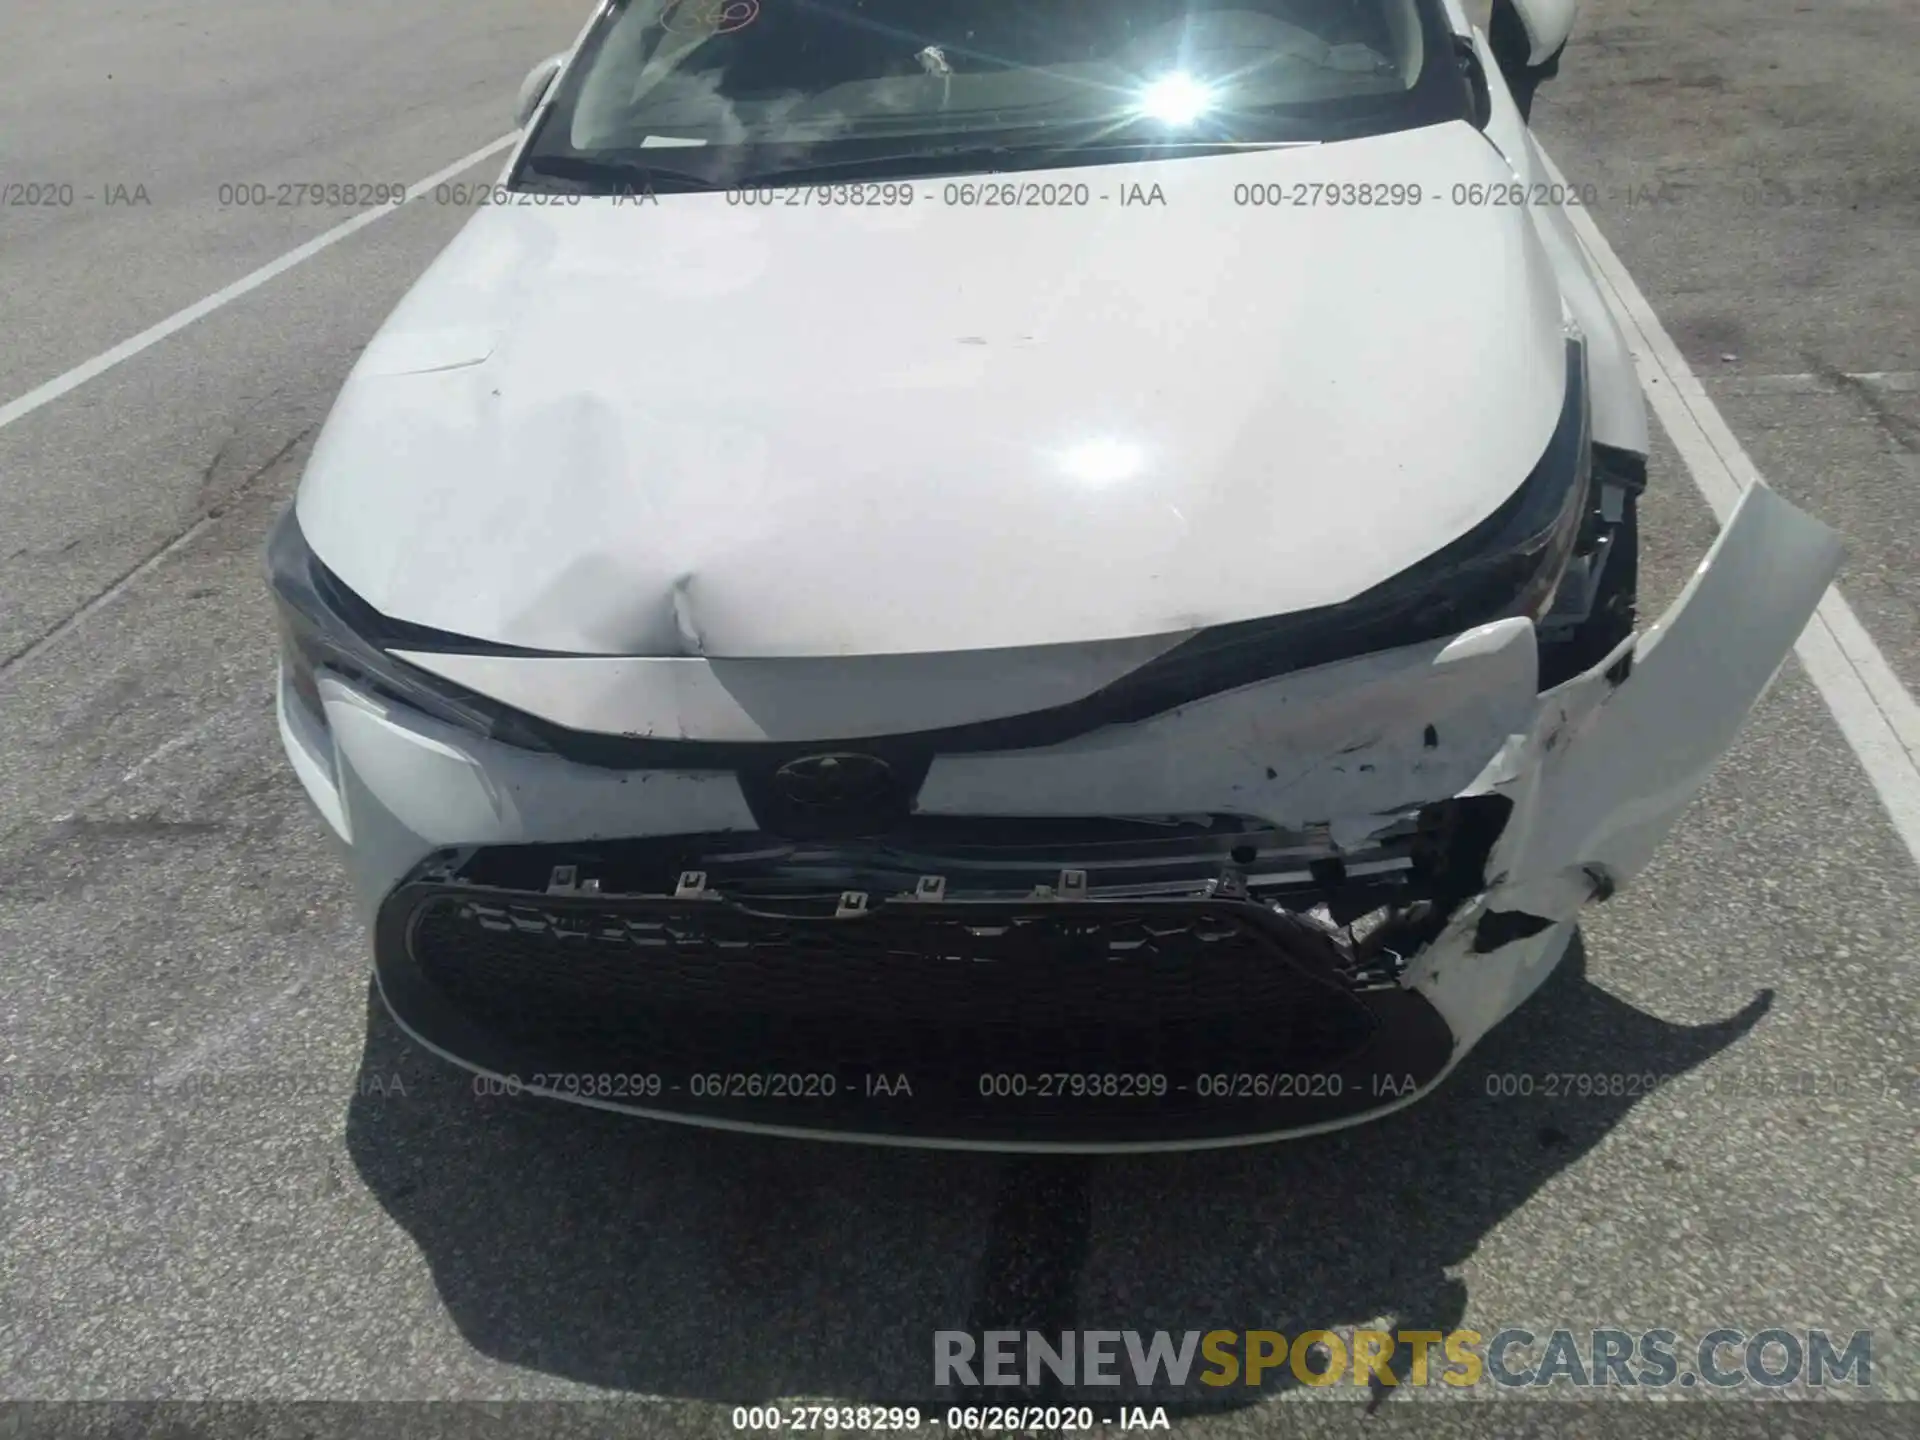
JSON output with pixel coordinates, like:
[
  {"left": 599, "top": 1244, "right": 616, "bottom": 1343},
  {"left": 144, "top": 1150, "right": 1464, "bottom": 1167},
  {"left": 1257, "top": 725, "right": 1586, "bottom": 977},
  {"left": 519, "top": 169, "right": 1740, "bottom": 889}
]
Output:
[{"left": 280, "top": 484, "right": 1842, "bottom": 1150}]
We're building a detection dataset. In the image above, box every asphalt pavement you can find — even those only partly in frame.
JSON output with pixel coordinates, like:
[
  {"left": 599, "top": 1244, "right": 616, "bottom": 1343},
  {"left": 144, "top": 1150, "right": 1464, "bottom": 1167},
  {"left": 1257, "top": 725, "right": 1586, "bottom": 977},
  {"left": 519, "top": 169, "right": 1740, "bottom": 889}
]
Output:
[{"left": 0, "top": 1, "right": 1914, "bottom": 1435}]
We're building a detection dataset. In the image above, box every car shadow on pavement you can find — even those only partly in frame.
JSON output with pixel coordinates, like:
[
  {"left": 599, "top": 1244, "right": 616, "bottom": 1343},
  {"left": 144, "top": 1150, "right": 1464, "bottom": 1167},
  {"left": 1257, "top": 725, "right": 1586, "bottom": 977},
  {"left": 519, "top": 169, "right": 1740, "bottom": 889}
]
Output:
[{"left": 343, "top": 929, "right": 1770, "bottom": 1410}]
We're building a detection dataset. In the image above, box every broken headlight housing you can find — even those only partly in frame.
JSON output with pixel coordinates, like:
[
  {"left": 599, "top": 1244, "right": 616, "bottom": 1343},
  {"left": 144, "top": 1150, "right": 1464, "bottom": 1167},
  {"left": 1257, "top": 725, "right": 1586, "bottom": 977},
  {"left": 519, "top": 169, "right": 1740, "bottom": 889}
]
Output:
[{"left": 264, "top": 502, "right": 554, "bottom": 753}]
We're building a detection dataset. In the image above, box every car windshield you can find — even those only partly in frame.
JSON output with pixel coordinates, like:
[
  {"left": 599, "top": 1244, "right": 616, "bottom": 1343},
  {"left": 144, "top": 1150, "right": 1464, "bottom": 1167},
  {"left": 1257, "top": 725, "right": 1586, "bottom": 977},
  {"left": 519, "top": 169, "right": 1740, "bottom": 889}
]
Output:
[{"left": 517, "top": 0, "right": 1466, "bottom": 192}]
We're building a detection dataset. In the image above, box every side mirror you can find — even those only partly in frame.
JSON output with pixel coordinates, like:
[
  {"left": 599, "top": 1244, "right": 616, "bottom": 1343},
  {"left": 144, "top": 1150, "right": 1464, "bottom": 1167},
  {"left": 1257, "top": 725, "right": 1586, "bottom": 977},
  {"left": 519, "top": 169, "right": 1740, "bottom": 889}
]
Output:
[
  {"left": 1503, "top": 0, "right": 1578, "bottom": 64},
  {"left": 1487, "top": 0, "right": 1576, "bottom": 122},
  {"left": 514, "top": 53, "right": 567, "bottom": 131}
]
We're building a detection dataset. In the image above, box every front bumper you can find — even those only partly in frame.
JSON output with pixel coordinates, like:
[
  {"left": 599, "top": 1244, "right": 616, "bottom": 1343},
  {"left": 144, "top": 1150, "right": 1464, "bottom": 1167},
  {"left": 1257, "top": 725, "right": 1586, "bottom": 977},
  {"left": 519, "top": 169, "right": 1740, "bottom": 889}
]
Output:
[{"left": 279, "top": 484, "right": 1841, "bottom": 1150}]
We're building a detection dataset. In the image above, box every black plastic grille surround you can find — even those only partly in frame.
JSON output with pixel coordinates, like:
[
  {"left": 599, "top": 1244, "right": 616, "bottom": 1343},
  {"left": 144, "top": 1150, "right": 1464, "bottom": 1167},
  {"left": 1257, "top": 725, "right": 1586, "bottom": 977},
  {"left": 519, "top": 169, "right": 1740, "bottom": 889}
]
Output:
[{"left": 374, "top": 858, "right": 1460, "bottom": 1144}]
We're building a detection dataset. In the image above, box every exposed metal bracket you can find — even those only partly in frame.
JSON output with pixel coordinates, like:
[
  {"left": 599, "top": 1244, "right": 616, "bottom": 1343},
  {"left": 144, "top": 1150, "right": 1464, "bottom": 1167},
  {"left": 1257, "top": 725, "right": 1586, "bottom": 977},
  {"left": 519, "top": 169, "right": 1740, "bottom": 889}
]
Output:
[
  {"left": 835, "top": 891, "right": 870, "bottom": 918},
  {"left": 547, "top": 865, "right": 579, "bottom": 895},
  {"left": 1058, "top": 868, "right": 1089, "bottom": 899},
  {"left": 1591, "top": 442, "right": 1649, "bottom": 496},
  {"left": 1210, "top": 867, "right": 1248, "bottom": 900},
  {"left": 674, "top": 870, "right": 711, "bottom": 899},
  {"left": 913, "top": 875, "right": 947, "bottom": 902}
]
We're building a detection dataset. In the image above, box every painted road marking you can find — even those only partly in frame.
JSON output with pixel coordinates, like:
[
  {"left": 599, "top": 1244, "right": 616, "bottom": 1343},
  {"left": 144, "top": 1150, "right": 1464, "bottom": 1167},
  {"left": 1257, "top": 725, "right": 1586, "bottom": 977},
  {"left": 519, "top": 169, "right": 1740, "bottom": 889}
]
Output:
[
  {"left": 0, "top": 134, "right": 518, "bottom": 433},
  {"left": 1717, "top": 371, "right": 1920, "bottom": 395}
]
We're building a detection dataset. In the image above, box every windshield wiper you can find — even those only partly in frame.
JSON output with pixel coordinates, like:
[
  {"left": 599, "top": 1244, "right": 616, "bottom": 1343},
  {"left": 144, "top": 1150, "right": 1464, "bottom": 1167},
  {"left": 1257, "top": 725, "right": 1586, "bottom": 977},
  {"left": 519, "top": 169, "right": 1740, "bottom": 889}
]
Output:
[{"left": 517, "top": 152, "right": 726, "bottom": 194}]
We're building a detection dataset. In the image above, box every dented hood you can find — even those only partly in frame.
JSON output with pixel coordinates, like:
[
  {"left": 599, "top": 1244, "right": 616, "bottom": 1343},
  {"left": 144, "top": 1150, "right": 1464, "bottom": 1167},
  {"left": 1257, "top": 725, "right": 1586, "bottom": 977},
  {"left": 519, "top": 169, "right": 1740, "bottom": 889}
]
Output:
[{"left": 297, "top": 120, "right": 1570, "bottom": 659}]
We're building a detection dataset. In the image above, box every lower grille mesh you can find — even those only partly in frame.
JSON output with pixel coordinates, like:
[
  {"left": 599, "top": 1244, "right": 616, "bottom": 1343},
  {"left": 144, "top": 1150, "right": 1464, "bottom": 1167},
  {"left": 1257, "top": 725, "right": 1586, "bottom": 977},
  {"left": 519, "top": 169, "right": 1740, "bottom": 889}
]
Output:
[{"left": 407, "top": 892, "right": 1377, "bottom": 1075}]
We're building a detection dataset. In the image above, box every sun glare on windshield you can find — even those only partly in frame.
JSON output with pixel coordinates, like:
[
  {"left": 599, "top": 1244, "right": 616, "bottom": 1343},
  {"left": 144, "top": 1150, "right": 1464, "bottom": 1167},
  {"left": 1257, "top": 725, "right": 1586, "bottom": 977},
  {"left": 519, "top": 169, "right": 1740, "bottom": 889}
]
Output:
[{"left": 1134, "top": 72, "right": 1216, "bottom": 124}]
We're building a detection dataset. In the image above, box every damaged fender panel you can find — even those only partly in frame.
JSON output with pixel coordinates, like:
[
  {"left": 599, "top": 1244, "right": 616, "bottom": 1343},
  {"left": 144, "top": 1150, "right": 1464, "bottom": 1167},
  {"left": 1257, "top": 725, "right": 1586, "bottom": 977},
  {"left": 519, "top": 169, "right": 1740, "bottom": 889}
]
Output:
[
  {"left": 1479, "top": 482, "right": 1844, "bottom": 924},
  {"left": 1410, "top": 478, "right": 1837, "bottom": 1060}
]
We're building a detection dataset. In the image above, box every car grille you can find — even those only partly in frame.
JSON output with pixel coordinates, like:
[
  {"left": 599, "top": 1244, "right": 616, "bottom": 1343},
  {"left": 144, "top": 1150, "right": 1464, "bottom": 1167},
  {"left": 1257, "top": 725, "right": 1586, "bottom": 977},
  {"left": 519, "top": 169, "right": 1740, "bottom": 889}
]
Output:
[
  {"left": 373, "top": 815, "right": 1476, "bottom": 1142},
  {"left": 408, "top": 890, "right": 1376, "bottom": 1069},
  {"left": 452, "top": 811, "right": 1431, "bottom": 913}
]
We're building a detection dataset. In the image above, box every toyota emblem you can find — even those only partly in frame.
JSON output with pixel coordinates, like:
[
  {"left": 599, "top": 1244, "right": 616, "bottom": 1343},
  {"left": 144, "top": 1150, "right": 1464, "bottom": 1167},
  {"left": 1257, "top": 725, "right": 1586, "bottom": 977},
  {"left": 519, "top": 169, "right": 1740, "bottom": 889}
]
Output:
[{"left": 772, "top": 753, "right": 898, "bottom": 811}]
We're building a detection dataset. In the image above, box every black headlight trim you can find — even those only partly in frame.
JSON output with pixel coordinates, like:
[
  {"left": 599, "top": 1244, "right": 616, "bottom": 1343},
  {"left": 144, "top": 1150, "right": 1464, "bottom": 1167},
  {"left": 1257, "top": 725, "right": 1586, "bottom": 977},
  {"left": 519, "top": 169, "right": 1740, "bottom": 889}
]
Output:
[
  {"left": 265, "top": 504, "right": 557, "bottom": 752},
  {"left": 1047, "top": 336, "right": 1591, "bottom": 732}
]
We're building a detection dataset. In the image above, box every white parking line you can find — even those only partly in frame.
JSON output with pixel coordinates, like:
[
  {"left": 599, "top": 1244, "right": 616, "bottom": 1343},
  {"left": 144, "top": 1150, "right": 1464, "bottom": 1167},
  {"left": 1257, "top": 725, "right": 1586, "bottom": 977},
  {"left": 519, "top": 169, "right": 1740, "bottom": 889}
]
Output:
[
  {"left": 0, "top": 134, "right": 518, "bottom": 434},
  {"left": 1718, "top": 371, "right": 1920, "bottom": 396},
  {"left": 1540, "top": 149, "right": 1920, "bottom": 871}
]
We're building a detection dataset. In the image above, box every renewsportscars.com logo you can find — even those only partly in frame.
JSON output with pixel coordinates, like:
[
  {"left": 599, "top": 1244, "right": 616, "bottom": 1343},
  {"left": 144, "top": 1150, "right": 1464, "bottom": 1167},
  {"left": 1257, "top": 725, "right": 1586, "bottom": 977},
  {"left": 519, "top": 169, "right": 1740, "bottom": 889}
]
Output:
[{"left": 933, "top": 1328, "right": 1873, "bottom": 1391}]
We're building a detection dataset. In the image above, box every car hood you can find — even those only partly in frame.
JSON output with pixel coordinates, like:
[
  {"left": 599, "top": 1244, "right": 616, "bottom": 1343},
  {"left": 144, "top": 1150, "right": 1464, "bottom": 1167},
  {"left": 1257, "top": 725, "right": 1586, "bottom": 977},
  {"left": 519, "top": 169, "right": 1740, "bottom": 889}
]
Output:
[{"left": 297, "top": 120, "right": 1568, "bottom": 659}]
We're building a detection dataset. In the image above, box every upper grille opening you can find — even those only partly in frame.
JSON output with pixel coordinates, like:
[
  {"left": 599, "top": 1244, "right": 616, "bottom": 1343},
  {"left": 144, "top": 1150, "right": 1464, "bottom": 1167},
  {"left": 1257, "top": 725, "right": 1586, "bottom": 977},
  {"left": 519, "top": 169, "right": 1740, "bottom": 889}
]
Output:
[{"left": 452, "top": 810, "right": 1427, "bottom": 913}]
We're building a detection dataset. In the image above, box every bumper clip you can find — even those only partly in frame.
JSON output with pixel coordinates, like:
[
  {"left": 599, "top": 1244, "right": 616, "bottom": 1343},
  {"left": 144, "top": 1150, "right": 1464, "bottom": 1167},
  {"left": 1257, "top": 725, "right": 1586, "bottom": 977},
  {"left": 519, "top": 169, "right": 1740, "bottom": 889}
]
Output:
[{"left": 1210, "top": 867, "right": 1249, "bottom": 901}]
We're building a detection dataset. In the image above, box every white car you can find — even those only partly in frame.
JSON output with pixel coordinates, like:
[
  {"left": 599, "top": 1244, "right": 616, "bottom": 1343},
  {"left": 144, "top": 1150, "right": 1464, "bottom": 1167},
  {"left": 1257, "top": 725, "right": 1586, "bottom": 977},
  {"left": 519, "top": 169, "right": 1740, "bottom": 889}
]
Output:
[{"left": 271, "top": 0, "right": 1842, "bottom": 1149}]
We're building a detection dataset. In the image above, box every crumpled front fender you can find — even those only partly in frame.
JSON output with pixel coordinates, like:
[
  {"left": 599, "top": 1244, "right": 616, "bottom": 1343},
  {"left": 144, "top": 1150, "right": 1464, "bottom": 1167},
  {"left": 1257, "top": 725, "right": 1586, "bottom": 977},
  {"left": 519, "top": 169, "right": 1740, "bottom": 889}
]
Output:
[{"left": 1476, "top": 482, "right": 1845, "bottom": 922}]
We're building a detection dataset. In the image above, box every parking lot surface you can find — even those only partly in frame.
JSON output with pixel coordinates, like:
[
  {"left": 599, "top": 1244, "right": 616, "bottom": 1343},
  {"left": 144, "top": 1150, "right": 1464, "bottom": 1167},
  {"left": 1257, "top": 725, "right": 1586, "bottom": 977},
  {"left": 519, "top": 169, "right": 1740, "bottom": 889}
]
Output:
[{"left": 1, "top": 1, "right": 1914, "bottom": 1433}]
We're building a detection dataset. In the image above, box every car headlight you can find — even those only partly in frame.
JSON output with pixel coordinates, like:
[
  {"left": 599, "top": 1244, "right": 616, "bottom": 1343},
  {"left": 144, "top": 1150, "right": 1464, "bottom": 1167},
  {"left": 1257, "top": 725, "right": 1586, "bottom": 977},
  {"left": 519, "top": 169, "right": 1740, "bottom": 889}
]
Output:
[{"left": 264, "top": 502, "right": 554, "bottom": 753}]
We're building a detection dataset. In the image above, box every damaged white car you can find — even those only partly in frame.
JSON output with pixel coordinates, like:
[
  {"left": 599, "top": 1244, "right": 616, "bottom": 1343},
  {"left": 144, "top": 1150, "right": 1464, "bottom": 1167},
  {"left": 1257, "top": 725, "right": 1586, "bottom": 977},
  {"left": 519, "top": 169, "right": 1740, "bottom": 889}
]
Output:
[{"left": 269, "top": 0, "right": 1842, "bottom": 1148}]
